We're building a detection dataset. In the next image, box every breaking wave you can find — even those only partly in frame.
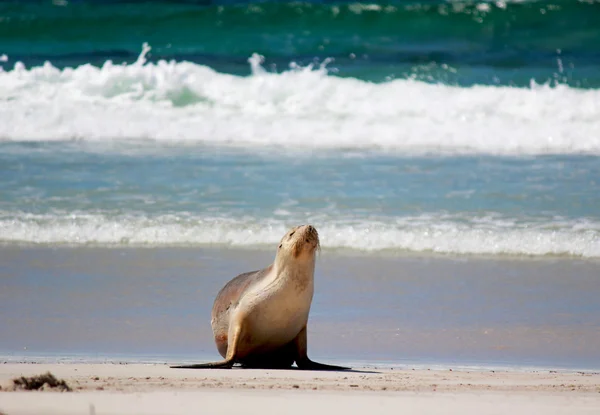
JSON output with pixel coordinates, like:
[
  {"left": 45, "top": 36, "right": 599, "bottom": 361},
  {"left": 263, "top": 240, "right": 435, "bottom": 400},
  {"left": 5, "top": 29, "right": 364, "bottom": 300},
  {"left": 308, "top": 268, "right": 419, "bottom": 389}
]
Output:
[
  {"left": 1, "top": 45, "right": 600, "bottom": 155},
  {"left": 1, "top": 211, "right": 598, "bottom": 258}
]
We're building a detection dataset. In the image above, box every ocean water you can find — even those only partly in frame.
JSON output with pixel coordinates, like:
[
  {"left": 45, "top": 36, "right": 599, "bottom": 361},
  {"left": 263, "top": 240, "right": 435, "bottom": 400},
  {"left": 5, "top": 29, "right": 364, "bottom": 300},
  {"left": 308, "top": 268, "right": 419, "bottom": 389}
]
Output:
[{"left": 1, "top": 0, "right": 600, "bottom": 258}]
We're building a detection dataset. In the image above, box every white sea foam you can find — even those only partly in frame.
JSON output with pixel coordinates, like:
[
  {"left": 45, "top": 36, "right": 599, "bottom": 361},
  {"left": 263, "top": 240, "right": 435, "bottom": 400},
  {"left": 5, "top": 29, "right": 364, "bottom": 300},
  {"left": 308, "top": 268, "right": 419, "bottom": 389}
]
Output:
[
  {"left": 1, "top": 46, "right": 600, "bottom": 154},
  {"left": 1, "top": 212, "right": 598, "bottom": 258}
]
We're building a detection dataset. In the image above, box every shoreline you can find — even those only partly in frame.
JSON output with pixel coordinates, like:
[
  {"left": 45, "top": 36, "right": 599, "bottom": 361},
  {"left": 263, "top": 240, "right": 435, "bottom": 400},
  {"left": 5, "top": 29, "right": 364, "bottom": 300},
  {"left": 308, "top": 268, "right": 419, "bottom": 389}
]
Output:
[
  {"left": 2, "top": 354, "right": 600, "bottom": 375},
  {"left": 2, "top": 243, "right": 600, "bottom": 262},
  {"left": 1, "top": 364, "right": 599, "bottom": 415}
]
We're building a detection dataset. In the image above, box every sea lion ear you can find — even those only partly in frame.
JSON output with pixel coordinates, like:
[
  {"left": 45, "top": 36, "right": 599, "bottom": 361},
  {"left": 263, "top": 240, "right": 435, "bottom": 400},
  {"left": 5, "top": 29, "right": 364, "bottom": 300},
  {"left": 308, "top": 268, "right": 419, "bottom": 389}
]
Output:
[{"left": 278, "top": 244, "right": 282, "bottom": 249}]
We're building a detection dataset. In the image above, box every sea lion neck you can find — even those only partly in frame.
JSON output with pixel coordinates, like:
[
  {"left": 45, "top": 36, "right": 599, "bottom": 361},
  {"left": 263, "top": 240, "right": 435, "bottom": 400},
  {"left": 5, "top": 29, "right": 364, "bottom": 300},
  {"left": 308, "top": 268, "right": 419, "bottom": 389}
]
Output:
[{"left": 272, "top": 252, "right": 316, "bottom": 280}]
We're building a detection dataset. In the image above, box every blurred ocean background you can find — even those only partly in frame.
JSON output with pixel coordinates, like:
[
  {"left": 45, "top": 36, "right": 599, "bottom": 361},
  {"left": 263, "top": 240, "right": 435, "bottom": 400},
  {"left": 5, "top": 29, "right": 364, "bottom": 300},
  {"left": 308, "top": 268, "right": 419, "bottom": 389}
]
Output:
[{"left": 1, "top": 0, "right": 600, "bottom": 257}]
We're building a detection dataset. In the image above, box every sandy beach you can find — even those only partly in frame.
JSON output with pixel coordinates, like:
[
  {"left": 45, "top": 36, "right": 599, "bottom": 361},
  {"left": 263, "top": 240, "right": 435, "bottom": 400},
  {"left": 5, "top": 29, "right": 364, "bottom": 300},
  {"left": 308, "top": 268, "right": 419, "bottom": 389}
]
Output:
[
  {"left": 1, "top": 364, "right": 599, "bottom": 414},
  {"left": 2, "top": 247, "right": 600, "bottom": 415},
  {"left": 2, "top": 248, "right": 600, "bottom": 414},
  {"left": 3, "top": 247, "right": 600, "bottom": 369}
]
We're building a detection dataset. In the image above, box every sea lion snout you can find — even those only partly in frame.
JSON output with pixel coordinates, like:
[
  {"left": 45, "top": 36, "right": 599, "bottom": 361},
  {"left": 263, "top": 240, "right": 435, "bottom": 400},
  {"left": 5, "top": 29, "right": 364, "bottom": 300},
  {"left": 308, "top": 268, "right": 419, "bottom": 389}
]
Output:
[
  {"left": 305, "top": 225, "right": 319, "bottom": 244},
  {"left": 298, "top": 224, "right": 317, "bottom": 238},
  {"left": 294, "top": 224, "right": 319, "bottom": 255},
  {"left": 278, "top": 224, "right": 320, "bottom": 258}
]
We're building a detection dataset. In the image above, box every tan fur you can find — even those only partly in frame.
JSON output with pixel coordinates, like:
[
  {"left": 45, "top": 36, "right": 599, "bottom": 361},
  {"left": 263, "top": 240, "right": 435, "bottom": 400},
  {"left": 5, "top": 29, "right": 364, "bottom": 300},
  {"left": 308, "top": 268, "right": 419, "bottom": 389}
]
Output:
[
  {"left": 172, "top": 225, "right": 348, "bottom": 370},
  {"left": 211, "top": 225, "right": 318, "bottom": 364}
]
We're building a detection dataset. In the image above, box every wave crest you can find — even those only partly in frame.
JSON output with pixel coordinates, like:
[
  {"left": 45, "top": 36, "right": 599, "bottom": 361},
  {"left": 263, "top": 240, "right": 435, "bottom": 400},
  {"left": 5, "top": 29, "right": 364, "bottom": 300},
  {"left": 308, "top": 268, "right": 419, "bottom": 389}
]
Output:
[
  {"left": 1, "top": 46, "right": 600, "bottom": 154},
  {"left": 1, "top": 212, "right": 598, "bottom": 258}
]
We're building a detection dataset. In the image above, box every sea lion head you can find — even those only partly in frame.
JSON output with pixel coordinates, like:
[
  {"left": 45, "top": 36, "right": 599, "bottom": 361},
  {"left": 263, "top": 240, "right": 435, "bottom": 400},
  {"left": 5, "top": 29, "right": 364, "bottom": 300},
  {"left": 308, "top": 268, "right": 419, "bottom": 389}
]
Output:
[{"left": 276, "top": 224, "right": 320, "bottom": 261}]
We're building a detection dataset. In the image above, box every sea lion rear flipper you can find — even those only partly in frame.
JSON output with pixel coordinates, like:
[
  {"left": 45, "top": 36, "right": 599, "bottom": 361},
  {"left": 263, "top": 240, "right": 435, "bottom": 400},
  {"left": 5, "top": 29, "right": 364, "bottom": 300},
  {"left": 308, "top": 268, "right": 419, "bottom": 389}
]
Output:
[{"left": 295, "top": 358, "right": 350, "bottom": 371}]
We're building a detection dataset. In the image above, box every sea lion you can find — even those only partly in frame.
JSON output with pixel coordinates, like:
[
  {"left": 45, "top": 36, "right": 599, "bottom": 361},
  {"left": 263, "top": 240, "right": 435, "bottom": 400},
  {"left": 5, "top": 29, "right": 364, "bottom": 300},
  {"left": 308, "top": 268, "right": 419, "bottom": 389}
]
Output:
[{"left": 172, "top": 224, "right": 348, "bottom": 370}]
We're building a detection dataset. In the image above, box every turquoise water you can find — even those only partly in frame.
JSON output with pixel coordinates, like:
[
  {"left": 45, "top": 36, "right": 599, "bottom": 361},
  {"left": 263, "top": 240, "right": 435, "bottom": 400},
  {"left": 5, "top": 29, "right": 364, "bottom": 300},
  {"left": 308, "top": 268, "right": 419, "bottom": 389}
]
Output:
[
  {"left": 2, "top": 0, "right": 600, "bottom": 87},
  {"left": 1, "top": 0, "right": 599, "bottom": 257},
  {"left": 1, "top": 144, "right": 599, "bottom": 256}
]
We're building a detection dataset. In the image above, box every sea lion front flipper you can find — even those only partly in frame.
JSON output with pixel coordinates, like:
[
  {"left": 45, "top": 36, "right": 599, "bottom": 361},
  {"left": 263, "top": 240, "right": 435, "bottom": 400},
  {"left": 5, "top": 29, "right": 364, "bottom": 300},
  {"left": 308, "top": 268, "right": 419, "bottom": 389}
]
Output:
[
  {"left": 170, "top": 360, "right": 233, "bottom": 369},
  {"left": 171, "top": 322, "right": 243, "bottom": 369},
  {"left": 293, "top": 325, "right": 351, "bottom": 371}
]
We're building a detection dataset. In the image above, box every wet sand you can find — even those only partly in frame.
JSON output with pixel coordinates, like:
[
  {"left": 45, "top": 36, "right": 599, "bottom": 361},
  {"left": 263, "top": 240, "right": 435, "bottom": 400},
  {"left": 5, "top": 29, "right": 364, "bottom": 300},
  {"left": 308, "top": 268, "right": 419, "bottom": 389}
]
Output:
[
  {"left": 1, "top": 364, "right": 599, "bottom": 414},
  {"left": 1, "top": 246, "right": 600, "bottom": 370}
]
